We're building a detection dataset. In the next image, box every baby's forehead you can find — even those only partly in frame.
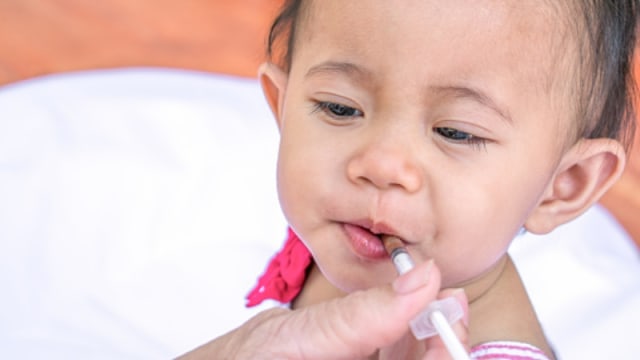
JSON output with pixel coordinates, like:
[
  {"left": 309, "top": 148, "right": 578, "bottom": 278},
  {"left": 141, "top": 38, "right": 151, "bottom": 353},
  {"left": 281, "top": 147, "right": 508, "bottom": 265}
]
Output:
[
  {"left": 299, "top": 1, "right": 574, "bottom": 71},
  {"left": 299, "top": 1, "right": 576, "bottom": 94}
]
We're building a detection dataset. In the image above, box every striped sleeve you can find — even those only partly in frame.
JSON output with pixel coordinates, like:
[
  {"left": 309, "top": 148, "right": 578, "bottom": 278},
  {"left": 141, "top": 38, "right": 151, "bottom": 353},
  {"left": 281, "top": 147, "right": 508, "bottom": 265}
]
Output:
[{"left": 470, "top": 341, "right": 550, "bottom": 360}]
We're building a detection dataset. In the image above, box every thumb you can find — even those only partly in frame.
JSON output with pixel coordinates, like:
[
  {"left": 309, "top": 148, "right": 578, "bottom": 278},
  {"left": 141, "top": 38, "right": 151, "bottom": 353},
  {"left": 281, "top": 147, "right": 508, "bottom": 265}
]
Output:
[
  {"left": 288, "top": 260, "right": 441, "bottom": 359},
  {"left": 179, "top": 261, "right": 442, "bottom": 359}
]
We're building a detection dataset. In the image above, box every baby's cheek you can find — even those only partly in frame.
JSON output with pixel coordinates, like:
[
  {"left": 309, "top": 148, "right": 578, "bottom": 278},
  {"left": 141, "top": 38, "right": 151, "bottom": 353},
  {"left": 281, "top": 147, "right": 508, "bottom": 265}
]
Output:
[{"left": 436, "top": 230, "right": 513, "bottom": 287}]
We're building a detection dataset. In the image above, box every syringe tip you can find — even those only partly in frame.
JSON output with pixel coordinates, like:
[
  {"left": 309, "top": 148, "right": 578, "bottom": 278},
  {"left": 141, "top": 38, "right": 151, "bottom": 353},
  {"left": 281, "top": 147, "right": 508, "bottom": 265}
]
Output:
[{"left": 381, "top": 235, "right": 404, "bottom": 255}]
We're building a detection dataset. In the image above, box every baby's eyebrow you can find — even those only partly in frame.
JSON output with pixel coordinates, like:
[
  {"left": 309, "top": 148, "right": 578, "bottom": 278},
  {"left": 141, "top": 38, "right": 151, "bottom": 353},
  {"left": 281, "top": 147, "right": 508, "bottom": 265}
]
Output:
[
  {"left": 305, "top": 62, "right": 513, "bottom": 125},
  {"left": 305, "top": 61, "right": 373, "bottom": 83},
  {"left": 430, "top": 85, "right": 513, "bottom": 125}
]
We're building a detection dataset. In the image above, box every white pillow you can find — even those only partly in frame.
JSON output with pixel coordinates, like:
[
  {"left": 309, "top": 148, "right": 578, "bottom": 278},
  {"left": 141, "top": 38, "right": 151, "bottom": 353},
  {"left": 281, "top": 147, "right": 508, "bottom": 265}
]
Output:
[
  {"left": 510, "top": 205, "right": 640, "bottom": 359},
  {"left": 0, "top": 68, "right": 286, "bottom": 358}
]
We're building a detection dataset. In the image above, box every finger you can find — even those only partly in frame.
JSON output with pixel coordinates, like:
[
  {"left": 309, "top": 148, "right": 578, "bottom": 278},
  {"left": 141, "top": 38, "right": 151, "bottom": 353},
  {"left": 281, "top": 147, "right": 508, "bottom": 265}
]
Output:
[
  {"left": 278, "top": 260, "right": 442, "bottom": 359},
  {"left": 181, "top": 263, "right": 444, "bottom": 360},
  {"left": 423, "top": 288, "right": 470, "bottom": 360}
]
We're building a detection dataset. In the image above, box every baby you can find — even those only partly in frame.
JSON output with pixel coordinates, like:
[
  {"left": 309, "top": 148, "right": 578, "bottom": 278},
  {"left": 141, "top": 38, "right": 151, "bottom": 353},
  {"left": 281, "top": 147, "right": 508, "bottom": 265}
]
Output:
[{"left": 247, "top": 0, "right": 638, "bottom": 358}]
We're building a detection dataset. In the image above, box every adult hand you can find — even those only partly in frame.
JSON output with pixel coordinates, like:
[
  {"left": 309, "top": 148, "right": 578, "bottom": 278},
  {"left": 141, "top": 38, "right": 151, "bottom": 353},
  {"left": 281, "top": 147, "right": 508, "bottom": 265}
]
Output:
[{"left": 177, "top": 261, "right": 469, "bottom": 359}]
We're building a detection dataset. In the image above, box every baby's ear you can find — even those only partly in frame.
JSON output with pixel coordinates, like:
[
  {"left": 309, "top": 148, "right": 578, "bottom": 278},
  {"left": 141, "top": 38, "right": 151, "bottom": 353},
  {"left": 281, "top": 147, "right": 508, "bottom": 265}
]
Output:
[
  {"left": 258, "top": 62, "right": 288, "bottom": 130},
  {"left": 525, "top": 138, "right": 626, "bottom": 234}
]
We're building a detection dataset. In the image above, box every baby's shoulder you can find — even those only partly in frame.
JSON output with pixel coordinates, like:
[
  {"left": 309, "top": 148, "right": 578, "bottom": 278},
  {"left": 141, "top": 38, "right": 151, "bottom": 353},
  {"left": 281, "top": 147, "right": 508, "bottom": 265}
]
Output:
[{"left": 468, "top": 256, "right": 554, "bottom": 359}]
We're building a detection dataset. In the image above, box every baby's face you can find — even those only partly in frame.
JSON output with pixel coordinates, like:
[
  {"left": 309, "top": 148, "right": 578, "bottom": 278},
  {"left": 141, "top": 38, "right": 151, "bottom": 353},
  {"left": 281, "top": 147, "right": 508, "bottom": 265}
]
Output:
[{"left": 273, "top": 0, "right": 574, "bottom": 291}]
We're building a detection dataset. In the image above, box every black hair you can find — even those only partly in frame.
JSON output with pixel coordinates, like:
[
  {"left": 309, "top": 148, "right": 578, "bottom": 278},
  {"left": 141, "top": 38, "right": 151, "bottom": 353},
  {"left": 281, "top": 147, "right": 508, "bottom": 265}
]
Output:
[
  {"left": 576, "top": 1, "right": 638, "bottom": 148},
  {"left": 266, "top": 0, "right": 304, "bottom": 73},
  {"left": 266, "top": 0, "right": 638, "bottom": 149}
]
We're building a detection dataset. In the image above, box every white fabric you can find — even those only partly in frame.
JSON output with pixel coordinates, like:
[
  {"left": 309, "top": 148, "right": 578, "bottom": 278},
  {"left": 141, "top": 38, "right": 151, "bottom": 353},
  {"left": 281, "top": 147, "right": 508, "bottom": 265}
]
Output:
[
  {"left": 510, "top": 205, "right": 640, "bottom": 360},
  {"left": 0, "top": 68, "right": 286, "bottom": 358}
]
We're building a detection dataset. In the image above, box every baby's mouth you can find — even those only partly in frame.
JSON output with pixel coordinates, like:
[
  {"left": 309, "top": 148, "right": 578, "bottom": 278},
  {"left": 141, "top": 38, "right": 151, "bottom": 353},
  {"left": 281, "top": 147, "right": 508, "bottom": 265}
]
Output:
[
  {"left": 342, "top": 223, "right": 391, "bottom": 259},
  {"left": 380, "top": 234, "right": 407, "bottom": 256}
]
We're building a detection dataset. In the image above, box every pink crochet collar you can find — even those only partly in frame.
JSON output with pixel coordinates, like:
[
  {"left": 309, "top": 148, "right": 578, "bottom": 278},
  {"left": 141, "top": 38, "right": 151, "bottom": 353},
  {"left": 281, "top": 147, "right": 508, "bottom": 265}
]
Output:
[{"left": 246, "top": 228, "right": 313, "bottom": 307}]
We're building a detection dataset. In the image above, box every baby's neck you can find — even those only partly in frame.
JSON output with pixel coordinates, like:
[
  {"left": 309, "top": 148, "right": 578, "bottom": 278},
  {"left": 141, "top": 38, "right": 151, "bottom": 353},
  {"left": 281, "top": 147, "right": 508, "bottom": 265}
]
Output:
[
  {"left": 292, "top": 255, "right": 510, "bottom": 310},
  {"left": 456, "top": 255, "right": 509, "bottom": 304},
  {"left": 290, "top": 256, "right": 535, "bottom": 359},
  {"left": 291, "top": 264, "right": 344, "bottom": 309}
]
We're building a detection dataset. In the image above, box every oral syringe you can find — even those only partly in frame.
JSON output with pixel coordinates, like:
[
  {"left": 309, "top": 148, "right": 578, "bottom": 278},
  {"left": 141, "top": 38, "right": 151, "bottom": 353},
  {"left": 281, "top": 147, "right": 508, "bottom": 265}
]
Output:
[{"left": 382, "top": 235, "right": 471, "bottom": 360}]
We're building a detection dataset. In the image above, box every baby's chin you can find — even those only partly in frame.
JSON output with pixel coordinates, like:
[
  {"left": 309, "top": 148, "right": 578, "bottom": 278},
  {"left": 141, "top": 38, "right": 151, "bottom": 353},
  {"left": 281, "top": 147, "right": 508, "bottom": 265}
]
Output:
[{"left": 325, "top": 269, "right": 395, "bottom": 294}]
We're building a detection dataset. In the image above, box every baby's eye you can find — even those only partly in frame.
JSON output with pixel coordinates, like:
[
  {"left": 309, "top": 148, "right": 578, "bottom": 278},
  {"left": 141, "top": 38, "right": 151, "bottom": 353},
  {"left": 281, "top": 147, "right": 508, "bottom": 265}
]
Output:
[
  {"left": 434, "top": 126, "right": 487, "bottom": 150},
  {"left": 315, "top": 101, "right": 363, "bottom": 118}
]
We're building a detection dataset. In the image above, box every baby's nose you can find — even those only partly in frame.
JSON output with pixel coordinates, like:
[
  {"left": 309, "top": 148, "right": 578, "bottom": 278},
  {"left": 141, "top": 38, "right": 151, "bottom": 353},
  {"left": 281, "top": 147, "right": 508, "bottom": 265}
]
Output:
[{"left": 346, "top": 140, "right": 423, "bottom": 193}]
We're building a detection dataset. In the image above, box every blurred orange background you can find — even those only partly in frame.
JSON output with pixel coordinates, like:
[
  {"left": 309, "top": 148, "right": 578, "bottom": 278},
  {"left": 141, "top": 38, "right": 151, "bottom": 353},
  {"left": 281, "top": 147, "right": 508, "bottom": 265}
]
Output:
[
  {"left": 0, "top": 0, "right": 637, "bottom": 246},
  {"left": 0, "top": 0, "right": 280, "bottom": 82}
]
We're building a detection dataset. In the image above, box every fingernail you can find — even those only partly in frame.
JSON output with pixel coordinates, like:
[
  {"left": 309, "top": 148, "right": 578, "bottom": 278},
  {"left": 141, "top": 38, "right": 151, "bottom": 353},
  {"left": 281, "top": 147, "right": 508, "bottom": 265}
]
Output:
[
  {"left": 451, "top": 288, "right": 465, "bottom": 296},
  {"left": 393, "top": 259, "right": 434, "bottom": 294}
]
